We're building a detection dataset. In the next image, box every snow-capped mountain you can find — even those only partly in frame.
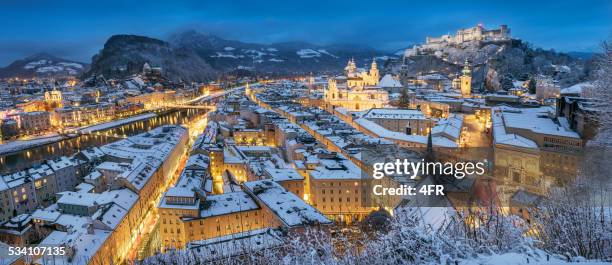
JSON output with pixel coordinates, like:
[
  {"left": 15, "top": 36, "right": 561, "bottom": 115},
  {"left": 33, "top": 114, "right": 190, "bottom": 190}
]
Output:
[
  {"left": 85, "top": 31, "right": 391, "bottom": 82},
  {"left": 168, "top": 30, "right": 388, "bottom": 74},
  {"left": 0, "top": 53, "right": 88, "bottom": 78}
]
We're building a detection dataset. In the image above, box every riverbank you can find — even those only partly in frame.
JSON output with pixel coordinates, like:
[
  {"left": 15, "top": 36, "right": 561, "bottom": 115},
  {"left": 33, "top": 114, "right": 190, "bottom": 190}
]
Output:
[
  {"left": 0, "top": 112, "right": 158, "bottom": 156},
  {"left": 0, "top": 135, "right": 65, "bottom": 156},
  {"left": 78, "top": 112, "right": 157, "bottom": 133}
]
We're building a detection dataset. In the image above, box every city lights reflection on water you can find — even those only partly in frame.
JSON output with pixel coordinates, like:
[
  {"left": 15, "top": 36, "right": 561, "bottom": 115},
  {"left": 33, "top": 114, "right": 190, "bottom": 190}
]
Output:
[{"left": 0, "top": 108, "right": 207, "bottom": 173}]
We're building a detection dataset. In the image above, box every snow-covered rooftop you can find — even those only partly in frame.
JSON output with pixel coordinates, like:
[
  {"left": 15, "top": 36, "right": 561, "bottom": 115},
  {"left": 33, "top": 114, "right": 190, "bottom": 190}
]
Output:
[
  {"left": 244, "top": 180, "right": 331, "bottom": 227},
  {"left": 501, "top": 107, "right": 580, "bottom": 138},
  {"left": 560, "top": 82, "right": 593, "bottom": 96},
  {"left": 492, "top": 111, "right": 538, "bottom": 149},
  {"left": 187, "top": 228, "right": 284, "bottom": 262},
  {"left": 379, "top": 74, "right": 402, "bottom": 88},
  {"left": 363, "top": 108, "right": 426, "bottom": 120},
  {"left": 263, "top": 167, "right": 304, "bottom": 182},
  {"left": 355, "top": 118, "right": 458, "bottom": 148},
  {"left": 199, "top": 191, "right": 259, "bottom": 218}
]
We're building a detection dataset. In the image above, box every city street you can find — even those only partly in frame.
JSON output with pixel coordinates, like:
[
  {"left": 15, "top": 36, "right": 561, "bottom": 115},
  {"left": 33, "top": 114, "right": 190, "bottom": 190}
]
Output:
[{"left": 463, "top": 114, "right": 491, "bottom": 147}]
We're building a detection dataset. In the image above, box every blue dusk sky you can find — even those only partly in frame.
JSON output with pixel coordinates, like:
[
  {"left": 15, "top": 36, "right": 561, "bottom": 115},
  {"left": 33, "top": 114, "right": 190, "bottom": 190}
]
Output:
[{"left": 0, "top": 0, "right": 610, "bottom": 65}]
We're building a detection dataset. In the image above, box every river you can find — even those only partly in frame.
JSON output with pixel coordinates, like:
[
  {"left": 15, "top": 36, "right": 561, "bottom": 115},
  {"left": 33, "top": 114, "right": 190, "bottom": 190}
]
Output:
[{"left": 0, "top": 108, "right": 208, "bottom": 174}]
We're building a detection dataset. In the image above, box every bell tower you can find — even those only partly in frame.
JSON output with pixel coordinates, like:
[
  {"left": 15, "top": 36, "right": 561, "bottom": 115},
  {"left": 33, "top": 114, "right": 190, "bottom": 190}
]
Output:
[
  {"left": 369, "top": 58, "right": 379, "bottom": 86},
  {"left": 345, "top": 58, "right": 357, "bottom": 76},
  {"left": 460, "top": 59, "right": 472, "bottom": 98}
]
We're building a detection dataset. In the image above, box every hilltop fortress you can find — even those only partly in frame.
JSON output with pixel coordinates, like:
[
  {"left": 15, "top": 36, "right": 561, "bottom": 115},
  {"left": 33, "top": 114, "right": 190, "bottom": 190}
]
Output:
[{"left": 409, "top": 24, "right": 511, "bottom": 53}]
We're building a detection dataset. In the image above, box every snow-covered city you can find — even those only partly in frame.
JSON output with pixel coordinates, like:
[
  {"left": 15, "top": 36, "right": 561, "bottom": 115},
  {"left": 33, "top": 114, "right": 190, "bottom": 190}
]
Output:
[{"left": 0, "top": 1, "right": 611, "bottom": 265}]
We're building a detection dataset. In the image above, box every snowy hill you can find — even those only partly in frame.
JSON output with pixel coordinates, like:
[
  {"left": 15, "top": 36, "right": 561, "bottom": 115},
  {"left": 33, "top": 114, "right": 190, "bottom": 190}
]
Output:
[
  {"left": 393, "top": 40, "right": 588, "bottom": 91},
  {"left": 84, "top": 35, "right": 216, "bottom": 82},
  {"left": 0, "top": 53, "right": 88, "bottom": 78}
]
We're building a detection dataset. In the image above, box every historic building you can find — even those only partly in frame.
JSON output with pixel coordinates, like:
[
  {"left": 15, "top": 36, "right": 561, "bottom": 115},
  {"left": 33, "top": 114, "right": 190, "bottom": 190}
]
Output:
[
  {"left": 44, "top": 89, "right": 63, "bottom": 109},
  {"left": 425, "top": 24, "right": 510, "bottom": 47},
  {"left": 324, "top": 59, "right": 389, "bottom": 111}
]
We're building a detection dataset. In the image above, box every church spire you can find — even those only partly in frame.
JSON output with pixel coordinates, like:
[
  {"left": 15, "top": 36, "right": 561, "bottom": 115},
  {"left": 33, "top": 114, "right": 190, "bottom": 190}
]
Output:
[
  {"left": 345, "top": 57, "right": 357, "bottom": 76},
  {"left": 461, "top": 58, "right": 471, "bottom": 76},
  {"left": 425, "top": 131, "right": 436, "bottom": 162}
]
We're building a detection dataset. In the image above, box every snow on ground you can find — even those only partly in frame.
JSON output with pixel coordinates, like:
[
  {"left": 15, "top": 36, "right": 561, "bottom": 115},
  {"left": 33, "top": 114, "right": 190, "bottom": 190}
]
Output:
[
  {"left": 36, "top": 66, "right": 65, "bottom": 73},
  {"left": 317, "top": 49, "right": 338, "bottom": 58},
  {"left": 78, "top": 112, "right": 157, "bottom": 133},
  {"left": 57, "top": 62, "right": 83, "bottom": 68},
  {"left": 23, "top": 60, "right": 82, "bottom": 73},
  {"left": 297, "top": 49, "right": 321, "bottom": 58},
  {"left": 211, "top": 52, "right": 244, "bottom": 59},
  {"left": 245, "top": 49, "right": 266, "bottom": 58},
  {"left": 24, "top": 60, "right": 49, "bottom": 69},
  {"left": 375, "top": 55, "right": 396, "bottom": 61},
  {"left": 0, "top": 135, "right": 64, "bottom": 155},
  {"left": 459, "top": 251, "right": 612, "bottom": 265}
]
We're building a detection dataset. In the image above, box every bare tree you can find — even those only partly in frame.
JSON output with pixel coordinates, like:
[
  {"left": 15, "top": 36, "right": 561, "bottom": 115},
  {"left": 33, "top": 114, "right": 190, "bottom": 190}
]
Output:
[
  {"left": 589, "top": 41, "right": 612, "bottom": 147},
  {"left": 532, "top": 42, "right": 612, "bottom": 261}
]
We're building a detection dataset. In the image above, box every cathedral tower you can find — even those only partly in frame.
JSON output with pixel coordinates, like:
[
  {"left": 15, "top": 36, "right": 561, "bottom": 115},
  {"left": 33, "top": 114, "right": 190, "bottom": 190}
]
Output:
[
  {"left": 368, "top": 58, "right": 380, "bottom": 86},
  {"left": 345, "top": 58, "right": 357, "bottom": 76}
]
